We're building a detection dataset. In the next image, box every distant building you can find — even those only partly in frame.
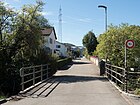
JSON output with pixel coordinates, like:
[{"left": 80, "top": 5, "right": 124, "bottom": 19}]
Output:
[
  {"left": 63, "top": 43, "right": 84, "bottom": 58},
  {"left": 41, "top": 27, "right": 57, "bottom": 54},
  {"left": 55, "top": 41, "right": 68, "bottom": 57}
]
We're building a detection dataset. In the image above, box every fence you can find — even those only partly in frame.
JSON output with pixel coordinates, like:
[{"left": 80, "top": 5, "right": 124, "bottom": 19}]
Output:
[
  {"left": 105, "top": 63, "right": 127, "bottom": 91},
  {"left": 20, "top": 64, "right": 51, "bottom": 91},
  {"left": 106, "top": 63, "right": 140, "bottom": 94}
]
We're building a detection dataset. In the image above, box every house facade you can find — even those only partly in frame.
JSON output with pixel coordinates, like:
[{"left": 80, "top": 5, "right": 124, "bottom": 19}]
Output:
[
  {"left": 55, "top": 41, "right": 68, "bottom": 57},
  {"left": 41, "top": 27, "right": 57, "bottom": 54}
]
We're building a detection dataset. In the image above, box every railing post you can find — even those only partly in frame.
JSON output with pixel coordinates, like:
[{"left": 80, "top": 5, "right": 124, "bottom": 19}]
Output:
[
  {"left": 33, "top": 67, "right": 35, "bottom": 85},
  {"left": 123, "top": 68, "right": 127, "bottom": 92},
  {"left": 115, "top": 68, "right": 118, "bottom": 85},
  {"left": 125, "top": 69, "right": 128, "bottom": 93},
  {"left": 41, "top": 65, "right": 43, "bottom": 81},
  {"left": 122, "top": 69, "right": 125, "bottom": 91},
  {"left": 105, "top": 63, "right": 108, "bottom": 77},
  {"left": 111, "top": 65, "right": 113, "bottom": 81},
  {"left": 47, "top": 64, "right": 48, "bottom": 79},
  {"left": 21, "top": 68, "right": 24, "bottom": 91}
]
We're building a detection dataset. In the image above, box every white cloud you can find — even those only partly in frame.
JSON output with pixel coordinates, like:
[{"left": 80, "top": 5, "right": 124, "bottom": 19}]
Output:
[
  {"left": 65, "top": 16, "right": 93, "bottom": 23},
  {"left": 13, "top": 0, "right": 20, "bottom": 2},
  {"left": 3, "top": 1, "right": 14, "bottom": 9},
  {"left": 41, "top": 11, "right": 54, "bottom": 16},
  {"left": 78, "top": 18, "right": 92, "bottom": 23}
]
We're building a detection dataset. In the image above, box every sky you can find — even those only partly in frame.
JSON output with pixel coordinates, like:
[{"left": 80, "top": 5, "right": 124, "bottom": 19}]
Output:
[{"left": 2, "top": 0, "right": 140, "bottom": 46}]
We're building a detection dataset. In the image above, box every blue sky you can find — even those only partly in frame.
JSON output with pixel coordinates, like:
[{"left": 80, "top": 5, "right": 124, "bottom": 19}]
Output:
[{"left": 2, "top": 0, "right": 140, "bottom": 46}]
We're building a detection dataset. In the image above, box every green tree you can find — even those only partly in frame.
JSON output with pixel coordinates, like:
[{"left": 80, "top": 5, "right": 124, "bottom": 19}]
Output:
[
  {"left": 12, "top": 0, "right": 47, "bottom": 65},
  {"left": 82, "top": 31, "right": 98, "bottom": 55},
  {"left": 0, "top": 0, "right": 52, "bottom": 96},
  {"left": 96, "top": 23, "right": 140, "bottom": 68},
  {"left": 0, "top": 1, "right": 16, "bottom": 44}
]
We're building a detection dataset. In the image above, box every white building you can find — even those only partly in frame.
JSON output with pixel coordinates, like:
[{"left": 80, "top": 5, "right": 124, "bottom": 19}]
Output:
[
  {"left": 55, "top": 41, "right": 68, "bottom": 57},
  {"left": 41, "top": 27, "right": 57, "bottom": 54}
]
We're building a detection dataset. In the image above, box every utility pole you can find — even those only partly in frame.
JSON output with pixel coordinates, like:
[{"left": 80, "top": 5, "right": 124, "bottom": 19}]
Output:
[{"left": 58, "top": 6, "right": 62, "bottom": 42}]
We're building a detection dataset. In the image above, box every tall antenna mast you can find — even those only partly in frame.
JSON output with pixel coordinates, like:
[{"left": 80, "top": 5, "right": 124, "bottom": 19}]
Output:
[{"left": 58, "top": 6, "right": 62, "bottom": 42}]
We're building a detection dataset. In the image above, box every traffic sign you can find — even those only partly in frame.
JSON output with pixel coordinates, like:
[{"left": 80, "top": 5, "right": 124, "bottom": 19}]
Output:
[{"left": 125, "top": 40, "right": 135, "bottom": 48}]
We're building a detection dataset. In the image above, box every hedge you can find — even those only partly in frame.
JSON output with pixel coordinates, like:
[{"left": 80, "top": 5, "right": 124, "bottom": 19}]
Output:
[{"left": 57, "top": 58, "right": 72, "bottom": 69}]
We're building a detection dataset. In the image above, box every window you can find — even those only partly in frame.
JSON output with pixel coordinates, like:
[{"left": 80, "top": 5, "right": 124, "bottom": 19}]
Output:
[
  {"left": 50, "top": 38, "right": 53, "bottom": 44},
  {"left": 56, "top": 45, "right": 61, "bottom": 48}
]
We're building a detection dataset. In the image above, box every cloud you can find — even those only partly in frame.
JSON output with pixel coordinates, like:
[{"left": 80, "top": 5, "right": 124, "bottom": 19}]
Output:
[
  {"left": 41, "top": 11, "right": 54, "bottom": 16},
  {"left": 3, "top": 1, "right": 14, "bottom": 9},
  {"left": 13, "top": 0, "right": 20, "bottom": 2},
  {"left": 78, "top": 18, "right": 92, "bottom": 23},
  {"left": 65, "top": 16, "right": 93, "bottom": 23}
]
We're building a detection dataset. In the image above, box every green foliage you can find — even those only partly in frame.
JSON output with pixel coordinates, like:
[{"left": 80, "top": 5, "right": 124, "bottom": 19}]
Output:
[
  {"left": 96, "top": 23, "right": 140, "bottom": 67},
  {"left": 83, "top": 48, "right": 90, "bottom": 59},
  {"left": 73, "top": 49, "right": 81, "bottom": 58},
  {"left": 57, "top": 58, "right": 72, "bottom": 69},
  {"left": 134, "top": 88, "right": 140, "bottom": 95},
  {"left": 0, "top": 1, "right": 53, "bottom": 97},
  {"left": 82, "top": 31, "right": 98, "bottom": 55}
]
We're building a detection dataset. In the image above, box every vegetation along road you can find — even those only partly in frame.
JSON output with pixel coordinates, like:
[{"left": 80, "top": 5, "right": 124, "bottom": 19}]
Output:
[{"left": 3, "top": 58, "right": 135, "bottom": 105}]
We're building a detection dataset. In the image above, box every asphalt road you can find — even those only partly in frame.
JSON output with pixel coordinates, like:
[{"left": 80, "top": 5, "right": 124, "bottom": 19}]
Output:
[{"left": 3, "top": 58, "right": 133, "bottom": 105}]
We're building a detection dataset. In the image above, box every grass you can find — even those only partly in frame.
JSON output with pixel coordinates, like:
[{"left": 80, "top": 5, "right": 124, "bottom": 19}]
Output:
[{"left": 0, "top": 96, "right": 5, "bottom": 99}]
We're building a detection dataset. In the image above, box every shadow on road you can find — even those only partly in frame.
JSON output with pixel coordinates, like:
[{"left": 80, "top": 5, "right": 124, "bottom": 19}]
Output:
[
  {"left": 72, "top": 61, "right": 92, "bottom": 65},
  {"left": 53, "top": 75, "right": 107, "bottom": 84},
  {"left": 19, "top": 79, "right": 61, "bottom": 98},
  {"left": 57, "top": 63, "right": 73, "bottom": 71},
  {"left": 57, "top": 61, "right": 92, "bottom": 71}
]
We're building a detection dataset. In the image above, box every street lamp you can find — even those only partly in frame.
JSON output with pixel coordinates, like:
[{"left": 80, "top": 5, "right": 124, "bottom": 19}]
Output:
[
  {"left": 98, "top": 5, "right": 108, "bottom": 63},
  {"left": 98, "top": 5, "right": 107, "bottom": 31}
]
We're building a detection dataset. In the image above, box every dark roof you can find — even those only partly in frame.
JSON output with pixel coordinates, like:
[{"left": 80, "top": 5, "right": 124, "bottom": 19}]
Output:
[{"left": 41, "top": 27, "right": 57, "bottom": 39}]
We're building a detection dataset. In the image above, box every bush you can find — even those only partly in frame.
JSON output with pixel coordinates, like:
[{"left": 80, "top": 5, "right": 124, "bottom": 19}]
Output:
[
  {"left": 134, "top": 88, "right": 140, "bottom": 95},
  {"left": 57, "top": 58, "right": 72, "bottom": 69}
]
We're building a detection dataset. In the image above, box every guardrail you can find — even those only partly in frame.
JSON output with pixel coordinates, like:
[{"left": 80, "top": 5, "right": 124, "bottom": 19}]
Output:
[
  {"left": 106, "top": 63, "right": 127, "bottom": 91},
  {"left": 20, "top": 64, "right": 51, "bottom": 91},
  {"left": 106, "top": 63, "right": 140, "bottom": 94}
]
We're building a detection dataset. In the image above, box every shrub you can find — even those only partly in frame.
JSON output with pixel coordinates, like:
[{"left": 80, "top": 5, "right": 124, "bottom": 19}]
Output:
[
  {"left": 134, "top": 88, "right": 140, "bottom": 95},
  {"left": 57, "top": 58, "right": 72, "bottom": 69}
]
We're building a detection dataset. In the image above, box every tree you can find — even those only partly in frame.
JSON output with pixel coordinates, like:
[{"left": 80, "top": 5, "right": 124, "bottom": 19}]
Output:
[
  {"left": 96, "top": 23, "right": 140, "bottom": 68},
  {"left": 0, "top": 0, "right": 52, "bottom": 96},
  {"left": 82, "top": 31, "right": 98, "bottom": 55},
  {"left": 0, "top": 1, "right": 16, "bottom": 44},
  {"left": 12, "top": 0, "right": 48, "bottom": 65}
]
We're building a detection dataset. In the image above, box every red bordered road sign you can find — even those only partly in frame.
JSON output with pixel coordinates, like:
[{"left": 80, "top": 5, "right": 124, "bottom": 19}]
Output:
[{"left": 125, "top": 40, "right": 135, "bottom": 48}]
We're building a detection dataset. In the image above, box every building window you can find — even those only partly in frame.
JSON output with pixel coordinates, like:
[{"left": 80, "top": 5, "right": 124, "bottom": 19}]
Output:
[
  {"left": 50, "top": 38, "right": 53, "bottom": 44},
  {"left": 56, "top": 45, "right": 61, "bottom": 48}
]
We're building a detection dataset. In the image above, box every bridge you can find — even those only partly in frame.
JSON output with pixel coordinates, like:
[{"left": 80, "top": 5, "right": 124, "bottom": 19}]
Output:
[{"left": 2, "top": 58, "right": 140, "bottom": 105}]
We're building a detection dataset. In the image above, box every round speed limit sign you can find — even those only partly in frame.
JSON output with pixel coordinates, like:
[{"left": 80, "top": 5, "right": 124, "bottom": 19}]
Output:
[{"left": 125, "top": 40, "right": 135, "bottom": 48}]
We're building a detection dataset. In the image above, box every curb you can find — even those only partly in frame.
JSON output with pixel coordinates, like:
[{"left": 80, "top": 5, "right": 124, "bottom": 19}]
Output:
[
  {"left": 108, "top": 79, "right": 140, "bottom": 98},
  {"left": 108, "top": 79, "right": 140, "bottom": 105},
  {"left": 0, "top": 99, "right": 7, "bottom": 104}
]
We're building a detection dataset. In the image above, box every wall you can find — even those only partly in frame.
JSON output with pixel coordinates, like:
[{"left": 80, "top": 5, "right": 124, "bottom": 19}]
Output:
[{"left": 90, "top": 56, "right": 99, "bottom": 66}]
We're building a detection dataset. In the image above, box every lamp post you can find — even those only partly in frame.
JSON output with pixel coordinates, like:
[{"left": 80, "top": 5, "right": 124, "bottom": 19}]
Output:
[
  {"left": 98, "top": 5, "right": 108, "bottom": 63},
  {"left": 98, "top": 5, "right": 107, "bottom": 31}
]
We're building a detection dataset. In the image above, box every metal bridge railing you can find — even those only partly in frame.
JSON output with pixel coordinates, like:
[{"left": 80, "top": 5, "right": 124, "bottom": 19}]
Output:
[
  {"left": 20, "top": 64, "right": 51, "bottom": 91},
  {"left": 106, "top": 63, "right": 140, "bottom": 94},
  {"left": 105, "top": 63, "right": 127, "bottom": 92}
]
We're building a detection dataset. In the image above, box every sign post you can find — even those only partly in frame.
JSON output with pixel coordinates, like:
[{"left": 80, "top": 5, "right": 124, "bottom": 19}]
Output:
[
  {"left": 124, "top": 39, "right": 134, "bottom": 92},
  {"left": 125, "top": 40, "right": 134, "bottom": 68}
]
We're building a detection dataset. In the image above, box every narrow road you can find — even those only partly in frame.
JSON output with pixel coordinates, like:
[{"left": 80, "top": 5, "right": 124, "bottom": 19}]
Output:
[{"left": 3, "top": 58, "right": 131, "bottom": 105}]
